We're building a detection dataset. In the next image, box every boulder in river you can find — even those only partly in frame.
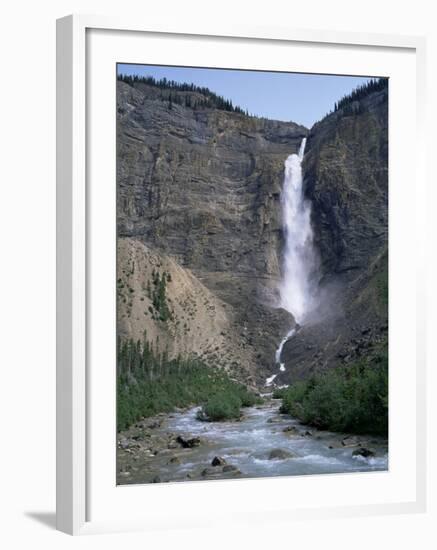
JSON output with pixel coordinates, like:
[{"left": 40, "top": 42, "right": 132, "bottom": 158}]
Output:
[
  {"left": 352, "top": 447, "right": 375, "bottom": 458},
  {"left": 211, "top": 456, "right": 227, "bottom": 467},
  {"left": 283, "top": 426, "right": 299, "bottom": 435},
  {"left": 268, "top": 448, "right": 295, "bottom": 460},
  {"left": 176, "top": 435, "right": 201, "bottom": 448}
]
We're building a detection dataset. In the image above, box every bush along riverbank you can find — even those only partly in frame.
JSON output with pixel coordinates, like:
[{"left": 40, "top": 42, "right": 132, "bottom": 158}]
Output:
[
  {"left": 117, "top": 335, "right": 262, "bottom": 431},
  {"left": 278, "top": 338, "right": 388, "bottom": 436}
]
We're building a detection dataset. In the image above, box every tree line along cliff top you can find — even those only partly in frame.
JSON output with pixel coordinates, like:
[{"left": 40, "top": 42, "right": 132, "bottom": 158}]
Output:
[{"left": 117, "top": 73, "right": 250, "bottom": 116}]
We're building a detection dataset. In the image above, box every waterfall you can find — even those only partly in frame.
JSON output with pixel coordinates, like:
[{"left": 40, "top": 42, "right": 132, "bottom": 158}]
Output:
[
  {"left": 279, "top": 137, "right": 317, "bottom": 324},
  {"left": 266, "top": 138, "right": 317, "bottom": 386}
]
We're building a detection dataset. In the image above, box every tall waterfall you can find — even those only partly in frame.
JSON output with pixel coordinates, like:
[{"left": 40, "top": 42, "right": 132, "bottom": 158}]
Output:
[
  {"left": 266, "top": 138, "right": 317, "bottom": 385},
  {"left": 278, "top": 137, "right": 317, "bottom": 324}
]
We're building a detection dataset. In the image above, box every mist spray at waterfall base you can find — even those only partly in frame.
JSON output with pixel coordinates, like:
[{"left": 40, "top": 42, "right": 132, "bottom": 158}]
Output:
[{"left": 266, "top": 138, "right": 319, "bottom": 386}]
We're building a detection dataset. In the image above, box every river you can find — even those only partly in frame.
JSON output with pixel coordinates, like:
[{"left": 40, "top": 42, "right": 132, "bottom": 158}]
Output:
[{"left": 117, "top": 399, "right": 388, "bottom": 484}]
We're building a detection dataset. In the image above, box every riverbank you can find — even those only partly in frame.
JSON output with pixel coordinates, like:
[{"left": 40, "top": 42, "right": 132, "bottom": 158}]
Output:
[{"left": 117, "top": 399, "right": 388, "bottom": 484}]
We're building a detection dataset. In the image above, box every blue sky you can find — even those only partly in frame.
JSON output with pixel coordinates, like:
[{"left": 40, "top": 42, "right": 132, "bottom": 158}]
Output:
[{"left": 118, "top": 63, "right": 373, "bottom": 128}]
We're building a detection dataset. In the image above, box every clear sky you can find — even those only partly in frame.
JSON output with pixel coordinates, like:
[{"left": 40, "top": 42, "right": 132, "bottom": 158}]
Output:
[{"left": 118, "top": 63, "right": 374, "bottom": 129}]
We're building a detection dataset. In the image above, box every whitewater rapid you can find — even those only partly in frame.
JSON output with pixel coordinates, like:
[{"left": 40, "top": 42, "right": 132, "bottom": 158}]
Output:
[{"left": 125, "top": 401, "right": 388, "bottom": 483}]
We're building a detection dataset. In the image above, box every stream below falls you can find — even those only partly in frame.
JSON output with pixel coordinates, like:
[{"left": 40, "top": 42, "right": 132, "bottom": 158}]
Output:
[{"left": 117, "top": 399, "right": 388, "bottom": 484}]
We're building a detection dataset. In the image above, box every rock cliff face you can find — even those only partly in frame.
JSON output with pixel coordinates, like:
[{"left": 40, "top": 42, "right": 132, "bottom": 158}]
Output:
[
  {"left": 117, "top": 81, "right": 307, "bottom": 384},
  {"left": 305, "top": 86, "right": 388, "bottom": 282},
  {"left": 117, "top": 78, "right": 388, "bottom": 387},
  {"left": 278, "top": 82, "right": 388, "bottom": 383}
]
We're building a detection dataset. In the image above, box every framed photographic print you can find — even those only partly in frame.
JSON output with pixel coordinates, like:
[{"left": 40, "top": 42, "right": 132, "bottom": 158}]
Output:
[{"left": 56, "top": 15, "right": 427, "bottom": 535}]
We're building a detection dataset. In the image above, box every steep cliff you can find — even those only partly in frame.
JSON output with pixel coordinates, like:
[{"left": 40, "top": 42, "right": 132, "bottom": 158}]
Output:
[
  {"left": 278, "top": 81, "right": 388, "bottom": 383},
  {"left": 117, "top": 80, "right": 307, "bottom": 384}
]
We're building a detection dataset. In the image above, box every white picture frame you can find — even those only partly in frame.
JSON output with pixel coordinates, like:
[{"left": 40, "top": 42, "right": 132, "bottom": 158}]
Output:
[{"left": 56, "top": 14, "right": 427, "bottom": 535}]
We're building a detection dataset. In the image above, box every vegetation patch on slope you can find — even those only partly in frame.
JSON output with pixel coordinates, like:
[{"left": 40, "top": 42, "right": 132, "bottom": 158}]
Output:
[
  {"left": 334, "top": 78, "right": 388, "bottom": 114},
  {"left": 118, "top": 73, "right": 249, "bottom": 115},
  {"left": 279, "top": 338, "right": 388, "bottom": 436},
  {"left": 117, "top": 336, "right": 261, "bottom": 431}
]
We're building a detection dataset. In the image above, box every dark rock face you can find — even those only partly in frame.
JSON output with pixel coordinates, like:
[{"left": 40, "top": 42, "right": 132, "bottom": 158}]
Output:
[
  {"left": 117, "top": 81, "right": 307, "bottom": 273},
  {"left": 117, "top": 81, "right": 306, "bottom": 381},
  {"left": 278, "top": 84, "right": 388, "bottom": 383},
  {"left": 305, "top": 87, "right": 388, "bottom": 281}
]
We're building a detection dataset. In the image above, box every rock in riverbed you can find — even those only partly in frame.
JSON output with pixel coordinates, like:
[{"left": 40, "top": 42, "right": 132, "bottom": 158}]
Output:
[
  {"left": 211, "top": 456, "right": 227, "bottom": 467},
  {"left": 352, "top": 447, "right": 375, "bottom": 458},
  {"left": 283, "top": 426, "right": 299, "bottom": 435},
  {"left": 267, "top": 417, "right": 282, "bottom": 424},
  {"left": 176, "top": 435, "right": 201, "bottom": 448},
  {"left": 200, "top": 464, "right": 241, "bottom": 478},
  {"left": 119, "top": 438, "right": 130, "bottom": 449},
  {"left": 268, "top": 448, "right": 295, "bottom": 460}
]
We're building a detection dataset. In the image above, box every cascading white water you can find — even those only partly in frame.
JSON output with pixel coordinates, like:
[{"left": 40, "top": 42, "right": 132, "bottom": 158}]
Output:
[
  {"left": 279, "top": 137, "right": 317, "bottom": 324},
  {"left": 266, "top": 138, "right": 317, "bottom": 386},
  {"left": 275, "top": 328, "right": 296, "bottom": 371}
]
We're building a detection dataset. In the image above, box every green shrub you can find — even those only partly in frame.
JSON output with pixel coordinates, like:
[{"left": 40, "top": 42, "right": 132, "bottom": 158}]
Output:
[
  {"left": 196, "top": 383, "right": 261, "bottom": 421},
  {"left": 234, "top": 384, "right": 262, "bottom": 407},
  {"left": 201, "top": 392, "right": 242, "bottom": 421},
  {"left": 280, "top": 341, "right": 388, "bottom": 435},
  {"left": 150, "top": 270, "right": 172, "bottom": 321},
  {"left": 272, "top": 387, "right": 287, "bottom": 399}
]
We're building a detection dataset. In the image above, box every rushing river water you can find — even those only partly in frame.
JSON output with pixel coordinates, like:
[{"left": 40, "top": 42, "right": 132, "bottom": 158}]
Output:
[{"left": 123, "top": 400, "right": 388, "bottom": 483}]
